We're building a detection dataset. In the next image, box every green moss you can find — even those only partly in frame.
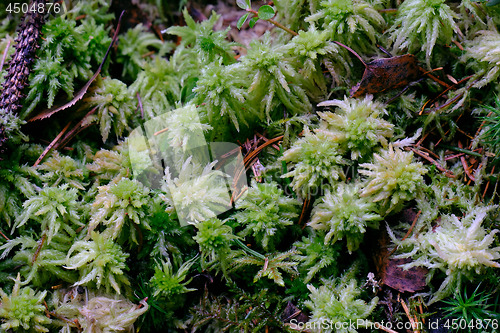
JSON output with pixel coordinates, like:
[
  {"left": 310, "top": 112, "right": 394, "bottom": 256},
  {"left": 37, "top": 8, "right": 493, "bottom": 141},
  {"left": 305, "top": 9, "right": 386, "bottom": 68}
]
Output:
[
  {"left": 309, "top": 182, "right": 382, "bottom": 253},
  {"left": 242, "top": 32, "right": 312, "bottom": 120},
  {"left": 24, "top": 54, "right": 74, "bottom": 113},
  {"left": 0, "top": 153, "right": 37, "bottom": 227},
  {"left": 280, "top": 128, "right": 346, "bottom": 198},
  {"left": 37, "top": 151, "right": 88, "bottom": 190},
  {"left": 16, "top": 184, "right": 83, "bottom": 243},
  {"left": 88, "top": 178, "right": 151, "bottom": 244},
  {"left": 79, "top": 295, "right": 149, "bottom": 332},
  {"left": 192, "top": 60, "right": 255, "bottom": 131},
  {"left": 390, "top": 206, "right": 500, "bottom": 304},
  {"left": 2, "top": 1, "right": 500, "bottom": 330},
  {"left": 305, "top": 267, "right": 378, "bottom": 332},
  {"left": 0, "top": 109, "right": 27, "bottom": 145},
  {"left": 359, "top": 144, "right": 427, "bottom": 214},
  {"left": 82, "top": 76, "right": 136, "bottom": 142},
  {"left": 161, "top": 157, "right": 231, "bottom": 225},
  {"left": 306, "top": 0, "right": 385, "bottom": 53},
  {"left": 193, "top": 218, "right": 237, "bottom": 277},
  {"left": 66, "top": 231, "right": 131, "bottom": 294},
  {"left": 388, "top": 0, "right": 460, "bottom": 68},
  {"left": 0, "top": 274, "right": 51, "bottom": 332},
  {"left": 0, "top": 233, "right": 77, "bottom": 287},
  {"left": 234, "top": 179, "right": 300, "bottom": 251},
  {"left": 293, "top": 230, "right": 342, "bottom": 283},
  {"left": 117, "top": 23, "right": 170, "bottom": 80},
  {"left": 286, "top": 25, "right": 350, "bottom": 88},
  {"left": 128, "top": 56, "right": 181, "bottom": 119},
  {"left": 317, "top": 95, "right": 394, "bottom": 160},
  {"left": 462, "top": 29, "right": 500, "bottom": 88},
  {"left": 87, "top": 143, "right": 132, "bottom": 185},
  {"left": 150, "top": 256, "right": 196, "bottom": 298},
  {"left": 166, "top": 9, "right": 237, "bottom": 66}
]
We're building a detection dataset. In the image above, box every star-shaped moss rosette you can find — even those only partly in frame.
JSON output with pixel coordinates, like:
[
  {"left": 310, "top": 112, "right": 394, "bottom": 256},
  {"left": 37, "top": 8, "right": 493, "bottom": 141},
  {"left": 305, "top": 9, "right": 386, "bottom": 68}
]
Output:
[{"left": 0, "top": 274, "right": 51, "bottom": 332}]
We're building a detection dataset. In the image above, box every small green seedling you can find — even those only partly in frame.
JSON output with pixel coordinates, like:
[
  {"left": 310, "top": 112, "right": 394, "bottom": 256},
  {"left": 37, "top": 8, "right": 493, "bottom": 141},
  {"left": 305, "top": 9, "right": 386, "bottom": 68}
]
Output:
[
  {"left": 442, "top": 283, "right": 500, "bottom": 332},
  {"left": 236, "top": 0, "right": 297, "bottom": 36},
  {"left": 236, "top": 0, "right": 274, "bottom": 28}
]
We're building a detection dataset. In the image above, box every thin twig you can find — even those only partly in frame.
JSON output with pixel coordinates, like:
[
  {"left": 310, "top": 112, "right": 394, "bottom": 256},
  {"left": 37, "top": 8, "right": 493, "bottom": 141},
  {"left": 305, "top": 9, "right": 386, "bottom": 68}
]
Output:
[
  {"left": 377, "top": 8, "right": 397, "bottom": 13},
  {"left": 418, "top": 296, "right": 426, "bottom": 324},
  {"left": 415, "top": 130, "right": 431, "bottom": 147},
  {"left": 154, "top": 128, "right": 169, "bottom": 136},
  {"left": 233, "top": 185, "right": 248, "bottom": 202},
  {"left": 398, "top": 295, "right": 421, "bottom": 333},
  {"left": 244, "top": 136, "right": 283, "bottom": 166},
  {"left": 401, "top": 211, "right": 421, "bottom": 241},
  {"left": 483, "top": 166, "right": 495, "bottom": 200},
  {"left": 29, "top": 11, "right": 126, "bottom": 122},
  {"left": 34, "top": 122, "right": 72, "bottom": 166},
  {"left": 255, "top": 132, "right": 280, "bottom": 150},
  {"left": 242, "top": 135, "right": 283, "bottom": 174},
  {"left": 268, "top": 18, "right": 298, "bottom": 36},
  {"left": 432, "top": 79, "right": 479, "bottom": 112},
  {"left": 438, "top": 143, "right": 483, "bottom": 157},
  {"left": 141, "top": 50, "right": 155, "bottom": 58},
  {"left": 416, "top": 146, "right": 440, "bottom": 159},
  {"left": 0, "top": 230, "right": 9, "bottom": 240},
  {"left": 55, "top": 106, "right": 98, "bottom": 150},
  {"left": 474, "top": 111, "right": 492, "bottom": 140},
  {"left": 445, "top": 153, "right": 465, "bottom": 161},
  {"left": 298, "top": 198, "right": 312, "bottom": 229},
  {"left": 420, "top": 67, "right": 450, "bottom": 89},
  {"left": 458, "top": 141, "right": 475, "bottom": 182},
  {"left": 419, "top": 75, "right": 473, "bottom": 115},
  {"left": 32, "top": 234, "right": 46, "bottom": 264},
  {"left": 452, "top": 40, "right": 464, "bottom": 51},
  {"left": 44, "top": 300, "right": 81, "bottom": 329},
  {"left": 387, "top": 211, "right": 421, "bottom": 257},
  {"left": 333, "top": 41, "right": 369, "bottom": 68},
  {"left": 245, "top": 9, "right": 298, "bottom": 36},
  {"left": 230, "top": 135, "right": 284, "bottom": 204},
  {"left": 456, "top": 127, "right": 474, "bottom": 140},
  {"left": 283, "top": 310, "right": 302, "bottom": 322},
  {"left": 214, "top": 146, "right": 242, "bottom": 171},
  {"left": 409, "top": 147, "right": 455, "bottom": 177}
]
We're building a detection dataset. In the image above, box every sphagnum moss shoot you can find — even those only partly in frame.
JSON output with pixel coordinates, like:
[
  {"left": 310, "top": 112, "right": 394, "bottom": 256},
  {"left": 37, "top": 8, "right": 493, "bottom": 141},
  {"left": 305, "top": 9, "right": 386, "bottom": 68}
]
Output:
[{"left": 0, "top": 0, "right": 499, "bottom": 331}]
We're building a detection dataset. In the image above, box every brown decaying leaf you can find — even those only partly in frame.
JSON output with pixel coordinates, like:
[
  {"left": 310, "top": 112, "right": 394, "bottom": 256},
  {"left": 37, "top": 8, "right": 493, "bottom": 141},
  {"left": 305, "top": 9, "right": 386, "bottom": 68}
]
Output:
[
  {"left": 28, "top": 10, "right": 125, "bottom": 122},
  {"left": 383, "top": 258, "right": 428, "bottom": 293},
  {"left": 373, "top": 210, "right": 428, "bottom": 293},
  {"left": 281, "top": 301, "right": 309, "bottom": 324},
  {"left": 350, "top": 54, "right": 421, "bottom": 98},
  {"left": 333, "top": 42, "right": 421, "bottom": 98}
]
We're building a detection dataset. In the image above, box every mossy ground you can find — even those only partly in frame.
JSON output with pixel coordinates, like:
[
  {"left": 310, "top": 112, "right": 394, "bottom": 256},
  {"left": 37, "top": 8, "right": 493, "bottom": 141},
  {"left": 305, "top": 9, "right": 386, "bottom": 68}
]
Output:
[{"left": 1, "top": 0, "right": 500, "bottom": 332}]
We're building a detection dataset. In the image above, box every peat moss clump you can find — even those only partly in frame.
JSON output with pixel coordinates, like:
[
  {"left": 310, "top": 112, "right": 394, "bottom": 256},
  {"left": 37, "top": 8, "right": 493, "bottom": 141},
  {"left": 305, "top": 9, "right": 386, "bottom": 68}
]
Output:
[{"left": 0, "top": 0, "right": 500, "bottom": 331}]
